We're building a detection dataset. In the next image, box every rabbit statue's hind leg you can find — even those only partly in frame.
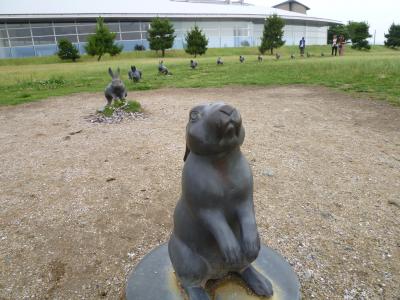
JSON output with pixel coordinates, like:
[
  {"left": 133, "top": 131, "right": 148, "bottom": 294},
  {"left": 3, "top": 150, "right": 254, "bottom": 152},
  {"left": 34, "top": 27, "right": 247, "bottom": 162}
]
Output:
[
  {"left": 239, "top": 265, "right": 273, "bottom": 298},
  {"left": 168, "top": 234, "right": 210, "bottom": 300}
]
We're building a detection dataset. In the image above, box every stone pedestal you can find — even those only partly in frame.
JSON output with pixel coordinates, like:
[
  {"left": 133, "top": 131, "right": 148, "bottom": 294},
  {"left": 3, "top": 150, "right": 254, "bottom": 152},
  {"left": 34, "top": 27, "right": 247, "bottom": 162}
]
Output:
[{"left": 126, "top": 244, "right": 300, "bottom": 300}]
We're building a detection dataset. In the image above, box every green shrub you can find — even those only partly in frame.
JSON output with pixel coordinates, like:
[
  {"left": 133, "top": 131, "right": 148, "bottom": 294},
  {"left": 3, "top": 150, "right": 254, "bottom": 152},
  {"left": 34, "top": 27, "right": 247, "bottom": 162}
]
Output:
[
  {"left": 57, "top": 39, "right": 80, "bottom": 62},
  {"left": 385, "top": 23, "right": 400, "bottom": 48},
  {"left": 184, "top": 25, "right": 208, "bottom": 57},
  {"left": 259, "top": 14, "right": 285, "bottom": 55}
]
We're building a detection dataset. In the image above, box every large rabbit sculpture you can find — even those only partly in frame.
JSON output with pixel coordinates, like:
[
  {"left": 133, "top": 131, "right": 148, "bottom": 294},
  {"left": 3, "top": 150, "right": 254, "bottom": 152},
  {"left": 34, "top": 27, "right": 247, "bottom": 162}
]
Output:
[
  {"left": 104, "top": 67, "right": 127, "bottom": 106},
  {"left": 168, "top": 102, "right": 274, "bottom": 300}
]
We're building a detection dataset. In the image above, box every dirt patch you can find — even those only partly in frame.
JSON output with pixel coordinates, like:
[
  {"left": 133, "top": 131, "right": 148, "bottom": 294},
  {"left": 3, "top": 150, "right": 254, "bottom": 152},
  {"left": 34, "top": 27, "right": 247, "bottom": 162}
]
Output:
[{"left": 0, "top": 86, "right": 399, "bottom": 299}]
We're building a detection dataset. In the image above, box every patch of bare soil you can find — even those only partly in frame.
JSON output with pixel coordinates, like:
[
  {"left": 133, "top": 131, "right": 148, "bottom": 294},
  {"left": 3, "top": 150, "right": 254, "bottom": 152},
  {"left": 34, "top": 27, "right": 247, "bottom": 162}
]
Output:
[{"left": 0, "top": 86, "right": 399, "bottom": 299}]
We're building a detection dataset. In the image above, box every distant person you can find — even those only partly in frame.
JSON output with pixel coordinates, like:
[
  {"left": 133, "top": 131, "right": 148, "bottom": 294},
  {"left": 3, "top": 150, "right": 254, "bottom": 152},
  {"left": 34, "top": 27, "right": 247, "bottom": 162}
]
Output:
[
  {"left": 338, "top": 35, "right": 345, "bottom": 56},
  {"left": 299, "top": 37, "right": 306, "bottom": 57},
  {"left": 331, "top": 34, "right": 338, "bottom": 56}
]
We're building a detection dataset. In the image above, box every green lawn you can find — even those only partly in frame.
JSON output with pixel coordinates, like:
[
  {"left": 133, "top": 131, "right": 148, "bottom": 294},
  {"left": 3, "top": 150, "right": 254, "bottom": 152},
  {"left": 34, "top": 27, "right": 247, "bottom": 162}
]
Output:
[{"left": 0, "top": 45, "right": 399, "bottom": 106}]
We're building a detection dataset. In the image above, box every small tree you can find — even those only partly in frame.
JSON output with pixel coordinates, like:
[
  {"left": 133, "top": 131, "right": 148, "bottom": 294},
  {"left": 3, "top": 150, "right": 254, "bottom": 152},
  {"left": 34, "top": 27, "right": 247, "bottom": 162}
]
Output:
[
  {"left": 147, "top": 18, "right": 175, "bottom": 57},
  {"left": 57, "top": 38, "right": 80, "bottom": 62},
  {"left": 85, "top": 17, "right": 123, "bottom": 61},
  {"left": 347, "top": 21, "right": 371, "bottom": 50},
  {"left": 259, "top": 14, "right": 285, "bottom": 55},
  {"left": 327, "top": 24, "right": 350, "bottom": 44},
  {"left": 184, "top": 25, "right": 208, "bottom": 57},
  {"left": 385, "top": 23, "right": 400, "bottom": 48}
]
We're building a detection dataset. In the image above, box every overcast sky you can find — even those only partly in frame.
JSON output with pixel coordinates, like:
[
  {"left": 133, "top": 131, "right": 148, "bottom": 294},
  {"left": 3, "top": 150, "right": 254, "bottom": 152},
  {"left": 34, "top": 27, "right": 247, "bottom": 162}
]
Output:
[{"left": 247, "top": 0, "right": 400, "bottom": 44}]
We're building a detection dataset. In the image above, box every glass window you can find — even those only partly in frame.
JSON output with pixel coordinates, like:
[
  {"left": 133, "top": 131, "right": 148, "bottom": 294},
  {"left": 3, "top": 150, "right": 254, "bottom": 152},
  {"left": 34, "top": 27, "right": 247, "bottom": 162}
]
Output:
[
  {"left": 10, "top": 37, "right": 33, "bottom": 46},
  {"left": 105, "top": 23, "right": 120, "bottom": 33},
  {"left": 141, "top": 23, "right": 150, "bottom": 31},
  {"left": 55, "top": 26, "right": 76, "bottom": 35},
  {"left": 77, "top": 24, "right": 96, "bottom": 34},
  {"left": 0, "top": 29, "right": 7, "bottom": 39},
  {"left": 0, "top": 38, "right": 9, "bottom": 47},
  {"left": 6, "top": 22, "right": 29, "bottom": 29},
  {"left": 30, "top": 22, "right": 53, "bottom": 28},
  {"left": 120, "top": 22, "right": 140, "bottom": 32},
  {"left": 32, "top": 27, "right": 54, "bottom": 36},
  {"left": 56, "top": 35, "right": 77, "bottom": 43},
  {"left": 0, "top": 23, "right": 5, "bottom": 29},
  {"left": 8, "top": 28, "right": 31, "bottom": 38},
  {"left": 33, "top": 36, "right": 56, "bottom": 45},
  {"left": 121, "top": 32, "right": 141, "bottom": 40},
  {"left": 141, "top": 32, "right": 148, "bottom": 39}
]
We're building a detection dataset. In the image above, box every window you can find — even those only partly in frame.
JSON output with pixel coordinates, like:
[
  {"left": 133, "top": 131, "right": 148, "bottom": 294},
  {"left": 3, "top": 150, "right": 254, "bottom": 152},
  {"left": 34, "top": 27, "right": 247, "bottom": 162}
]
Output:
[
  {"left": 32, "top": 27, "right": 54, "bottom": 36},
  {"left": 76, "top": 24, "right": 96, "bottom": 34},
  {"left": 120, "top": 22, "right": 140, "bottom": 32},
  {"left": 121, "top": 32, "right": 141, "bottom": 40},
  {"left": 56, "top": 35, "right": 78, "bottom": 43},
  {"left": 54, "top": 26, "right": 76, "bottom": 35},
  {"left": 10, "top": 37, "right": 33, "bottom": 46},
  {"left": 30, "top": 23, "right": 53, "bottom": 28},
  {"left": 6, "top": 22, "right": 29, "bottom": 29},
  {"left": 33, "top": 36, "right": 56, "bottom": 45},
  {"left": 8, "top": 28, "right": 31, "bottom": 38},
  {"left": 0, "top": 29, "right": 7, "bottom": 39},
  {"left": 105, "top": 23, "right": 120, "bottom": 33},
  {"left": 0, "top": 39, "right": 9, "bottom": 47}
]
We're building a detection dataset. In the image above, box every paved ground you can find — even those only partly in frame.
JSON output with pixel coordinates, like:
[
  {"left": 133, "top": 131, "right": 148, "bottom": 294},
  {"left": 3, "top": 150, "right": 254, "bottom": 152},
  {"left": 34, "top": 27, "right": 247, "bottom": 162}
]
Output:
[{"left": 0, "top": 86, "right": 399, "bottom": 299}]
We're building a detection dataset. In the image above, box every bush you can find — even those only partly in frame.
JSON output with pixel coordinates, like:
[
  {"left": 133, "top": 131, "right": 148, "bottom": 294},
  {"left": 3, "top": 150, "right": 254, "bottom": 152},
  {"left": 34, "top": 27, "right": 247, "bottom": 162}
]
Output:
[
  {"left": 134, "top": 44, "right": 146, "bottom": 51},
  {"left": 385, "top": 23, "right": 400, "bottom": 49},
  {"left": 259, "top": 14, "right": 285, "bottom": 55},
  {"left": 147, "top": 18, "right": 175, "bottom": 57},
  {"left": 57, "top": 39, "right": 80, "bottom": 62},
  {"left": 347, "top": 21, "right": 372, "bottom": 50},
  {"left": 85, "top": 17, "right": 123, "bottom": 61},
  {"left": 184, "top": 25, "right": 208, "bottom": 57}
]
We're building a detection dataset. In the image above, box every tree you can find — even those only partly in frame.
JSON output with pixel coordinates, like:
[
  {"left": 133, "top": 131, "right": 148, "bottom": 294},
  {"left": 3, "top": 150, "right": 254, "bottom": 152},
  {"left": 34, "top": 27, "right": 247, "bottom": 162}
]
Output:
[
  {"left": 184, "top": 25, "right": 208, "bottom": 57},
  {"left": 85, "top": 17, "right": 123, "bottom": 61},
  {"left": 147, "top": 18, "right": 175, "bottom": 57},
  {"left": 259, "top": 14, "right": 285, "bottom": 55},
  {"left": 327, "top": 24, "right": 350, "bottom": 44},
  {"left": 385, "top": 23, "right": 400, "bottom": 48},
  {"left": 347, "top": 21, "right": 371, "bottom": 50},
  {"left": 57, "top": 38, "right": 80, "bottom": 62}
]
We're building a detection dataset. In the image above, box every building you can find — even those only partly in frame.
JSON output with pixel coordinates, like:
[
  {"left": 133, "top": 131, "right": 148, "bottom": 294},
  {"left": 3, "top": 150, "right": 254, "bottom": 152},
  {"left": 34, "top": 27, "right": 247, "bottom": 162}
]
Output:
[
  {"left": 273, "top": 0, "right": 310, "bottom": 15},
  {"left": 0, "top": 0, "right": 340, "bottom": 59}
]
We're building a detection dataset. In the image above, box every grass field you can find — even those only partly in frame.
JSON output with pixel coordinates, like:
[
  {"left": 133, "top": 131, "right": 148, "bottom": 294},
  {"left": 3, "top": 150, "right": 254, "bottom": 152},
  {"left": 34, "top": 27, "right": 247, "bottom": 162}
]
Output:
[{"left": 0, "top": 45, "right": 399, "bottom": 106}]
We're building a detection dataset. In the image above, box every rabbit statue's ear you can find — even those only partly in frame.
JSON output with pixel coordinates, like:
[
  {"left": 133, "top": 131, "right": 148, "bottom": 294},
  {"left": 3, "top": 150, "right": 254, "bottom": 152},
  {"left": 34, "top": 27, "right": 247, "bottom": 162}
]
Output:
[
  {"left": 183, "top": 145, "right": 190, "bottom": 162},
  {"left": 117, "top": 68, "right": 120, "bottom": 75},
  {"left": 108, "top": 67, "right": 114, "bottom": 78},
  {"left": 131, "top": 65, "right": 134, "bottom": 71}
]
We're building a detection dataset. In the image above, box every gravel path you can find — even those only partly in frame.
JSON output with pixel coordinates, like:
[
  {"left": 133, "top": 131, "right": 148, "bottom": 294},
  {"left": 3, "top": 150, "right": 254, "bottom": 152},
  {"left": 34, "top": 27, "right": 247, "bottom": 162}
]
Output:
[{"left": 0, "top": 86, "right": 399, "bottom": 299}]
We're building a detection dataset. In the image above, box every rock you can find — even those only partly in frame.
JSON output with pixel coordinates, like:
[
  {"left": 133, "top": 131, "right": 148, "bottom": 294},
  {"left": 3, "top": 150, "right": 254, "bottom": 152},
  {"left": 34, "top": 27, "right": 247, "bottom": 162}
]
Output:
[
  {"left": 262, "top": 169, "right": 274, "bottom": 177},
  {"left": 106, "top": 177, "right": 116, "bottom": 182},
  {"left": 304, "top": 269, "right": 314, "bottom": 280}
]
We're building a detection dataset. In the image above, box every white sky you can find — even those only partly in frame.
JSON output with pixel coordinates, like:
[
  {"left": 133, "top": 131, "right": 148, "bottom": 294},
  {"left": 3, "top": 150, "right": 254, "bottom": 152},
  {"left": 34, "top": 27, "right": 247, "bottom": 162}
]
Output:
[{"left": 247, "top": 0, "right": 400, "bottom": 44}]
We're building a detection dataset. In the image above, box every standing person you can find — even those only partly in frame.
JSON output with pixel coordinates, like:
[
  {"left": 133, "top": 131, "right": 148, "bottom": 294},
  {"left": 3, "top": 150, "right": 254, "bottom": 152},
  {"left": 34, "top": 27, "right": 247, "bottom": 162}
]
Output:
[
  {"left": 331, "top": 34, "right": 338, "bottom": 56},
  {"left": 299, "top": 37, "right": 306, "bottom": 57},
  {"left": 338, "top": 35, "right": 345, "bottom": 56}
]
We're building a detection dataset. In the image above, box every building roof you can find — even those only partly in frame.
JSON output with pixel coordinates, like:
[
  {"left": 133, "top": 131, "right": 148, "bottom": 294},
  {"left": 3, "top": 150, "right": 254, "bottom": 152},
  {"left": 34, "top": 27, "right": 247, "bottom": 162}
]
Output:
[
  {"left": 273, "top": 0, "right": 310, "bottom": 10},
  {"left": 0, "top": 0, "right": 339, "bottom": 25}
]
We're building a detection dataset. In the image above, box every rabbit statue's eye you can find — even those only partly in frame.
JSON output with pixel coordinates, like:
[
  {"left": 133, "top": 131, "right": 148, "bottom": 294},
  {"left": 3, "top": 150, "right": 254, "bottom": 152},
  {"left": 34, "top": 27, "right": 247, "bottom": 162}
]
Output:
[{"left": 190, "top": 111, "right": 200, "bottom": 122}]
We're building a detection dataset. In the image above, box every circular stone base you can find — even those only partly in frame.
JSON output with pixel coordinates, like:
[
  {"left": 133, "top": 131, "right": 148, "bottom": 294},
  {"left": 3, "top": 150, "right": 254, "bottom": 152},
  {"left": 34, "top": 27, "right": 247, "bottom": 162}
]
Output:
[{"left": 126, "top": 243, "right": 300, "bottom": 300}]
